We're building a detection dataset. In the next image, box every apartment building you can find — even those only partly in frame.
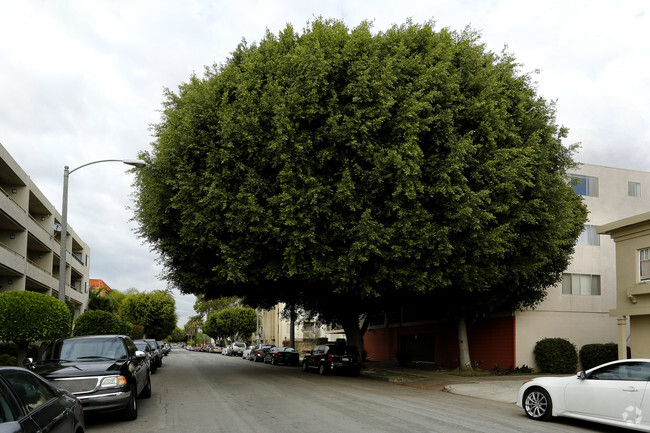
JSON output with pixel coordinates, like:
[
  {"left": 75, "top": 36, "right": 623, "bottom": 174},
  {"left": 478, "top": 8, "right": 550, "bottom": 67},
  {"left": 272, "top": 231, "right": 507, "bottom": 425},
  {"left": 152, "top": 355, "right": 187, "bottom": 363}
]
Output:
[
  {"left": 363, "top": 163, "right": 650, "bottom": 369},
  {"left": 258, "top": 303, "right": 332, "bottom": 348},
  {"left": 0, "top": 142, "right": 90, "bottom": 316}
]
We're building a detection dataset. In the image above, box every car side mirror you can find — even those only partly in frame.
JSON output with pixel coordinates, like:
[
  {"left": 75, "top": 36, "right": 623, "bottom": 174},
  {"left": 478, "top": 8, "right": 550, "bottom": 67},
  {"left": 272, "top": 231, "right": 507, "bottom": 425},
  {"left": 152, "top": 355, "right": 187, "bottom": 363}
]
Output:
[
  {"left": 578, "top": 371, "right": 586, "bottom": 380},
  {"left": 22, "top": 357, "right": 34, "bottom": 367},
  {"left": 135, "top": 350, "right": 146, "bottom": 359}
]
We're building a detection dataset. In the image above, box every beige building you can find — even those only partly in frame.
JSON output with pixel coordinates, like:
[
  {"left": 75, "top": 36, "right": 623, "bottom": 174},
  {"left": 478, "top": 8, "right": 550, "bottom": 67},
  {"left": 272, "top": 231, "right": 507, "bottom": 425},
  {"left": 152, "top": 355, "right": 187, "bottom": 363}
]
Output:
[
  {"left": 514, "top": 164, "right": 650, "bottom": 367},
  {"left": 258, "top": 303, "right": 333, "bottom": 347},
  {"left": 599, "top": 212, "right": 650, "bottom": 359},
  {"left": 0, "top": 142, "right": 90, "bottom": 316}
]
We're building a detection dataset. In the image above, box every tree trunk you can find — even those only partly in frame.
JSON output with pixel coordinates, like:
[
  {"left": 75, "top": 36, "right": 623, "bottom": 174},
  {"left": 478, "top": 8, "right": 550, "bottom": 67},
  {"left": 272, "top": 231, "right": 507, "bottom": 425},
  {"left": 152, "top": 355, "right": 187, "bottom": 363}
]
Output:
[
  {"left": 341, "top": 313, "right": 368, "bottom": 363},
  {"left": 457, "top": 316, "right": 473, "bottom": 371},
  {"left": 289, "top": 308, "right": 296, "bottom": 349},
  {"left": 15, "top": 341, "right": 28, "bottom": 367}
]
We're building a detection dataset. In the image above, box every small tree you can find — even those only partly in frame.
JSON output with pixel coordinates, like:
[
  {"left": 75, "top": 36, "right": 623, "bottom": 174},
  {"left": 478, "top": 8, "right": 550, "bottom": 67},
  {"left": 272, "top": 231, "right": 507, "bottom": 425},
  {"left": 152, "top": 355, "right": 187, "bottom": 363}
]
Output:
[
  {"left": 73, "top": 310, "right": 132, "bottom": 336},
  {"left": 204, "top": 307, "right": 256, "bottom": 342},
  {"left": 119, "top": 290, "right": 177, "bottom": 340},
  {"left": 0, "top": 291, "right": 71, "bottom": 365}
]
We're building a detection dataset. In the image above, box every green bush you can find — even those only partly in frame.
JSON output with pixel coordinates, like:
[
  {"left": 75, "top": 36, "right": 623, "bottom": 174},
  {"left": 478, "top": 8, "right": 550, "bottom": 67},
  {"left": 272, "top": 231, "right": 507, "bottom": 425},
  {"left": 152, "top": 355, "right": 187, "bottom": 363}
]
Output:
[
  {"left": 533, "top": 338, "right": 578, "bottom": 374},
  {"left": 579, "top": 343, "right": 620, "bottom": 371},
  {"left": 73, "top": 310, "right": 132, "bottom": 336},
  {"left": 0, "top": 291, "right": 71, "bottom": 365},
  {"left": 0, "top": 354, "right": 16, "bottom": 366}
]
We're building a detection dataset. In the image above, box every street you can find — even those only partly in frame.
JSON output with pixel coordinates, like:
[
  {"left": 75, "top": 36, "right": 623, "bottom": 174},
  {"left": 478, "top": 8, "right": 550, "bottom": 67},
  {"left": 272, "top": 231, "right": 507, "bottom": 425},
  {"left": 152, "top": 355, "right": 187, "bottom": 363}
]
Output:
[{"left": 86, "top": 349, "right": 627, "bottom": 433}]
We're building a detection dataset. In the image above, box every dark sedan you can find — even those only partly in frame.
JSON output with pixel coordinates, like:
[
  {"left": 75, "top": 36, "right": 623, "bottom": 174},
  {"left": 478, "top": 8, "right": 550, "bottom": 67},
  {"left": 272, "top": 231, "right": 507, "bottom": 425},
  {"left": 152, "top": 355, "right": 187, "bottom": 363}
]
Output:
[
  {"left": 263, "top": 347, "right": 299, "bottom": 366},
  {"left": 30, "top": 335, "right": 151, "bottom": 421},
  {"left": 0, "top": 366, "right": 85, "bottom": 433}
]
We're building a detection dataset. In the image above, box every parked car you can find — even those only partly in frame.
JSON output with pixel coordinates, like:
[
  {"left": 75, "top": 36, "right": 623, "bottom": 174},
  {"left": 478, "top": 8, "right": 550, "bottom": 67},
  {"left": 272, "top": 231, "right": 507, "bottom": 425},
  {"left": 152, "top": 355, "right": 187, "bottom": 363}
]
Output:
[
  {"left": 210, "top": 346, "right": 222, "bottom": 354},
  {"left": 29, "top": 335, "right": 151, "bottom": 421},
  {"left": 263, "top": 347, "right": 300, "bottom": 366},
  {"left": 158, "top": 341, "right": 170, "bottom": 356},
  {"left": 143, "top": 339, "right": 163, "bottom": 368},
  {"left": 252, "top": 344, "right": 275, "bottom": 362},
  {"left": 242, "top": 346, "right": 255, "bottom": 360},
  {"left": 229, "top": 342, "right": 246, "bottom": 356},
  {"left": 133, "top": 340, "right": 157, "bottom": 373},
  {"left": 517, "top": 358, "right": 650, "bottom": 430},
  {"left": 222, "top": 345, "right": 231, "bottom": 356},
  {"left": 0, "top": 366, "right": 85, "bottom": 432},
  {"left": 302, "top": 343, "right": 361, "bottom": 376}
]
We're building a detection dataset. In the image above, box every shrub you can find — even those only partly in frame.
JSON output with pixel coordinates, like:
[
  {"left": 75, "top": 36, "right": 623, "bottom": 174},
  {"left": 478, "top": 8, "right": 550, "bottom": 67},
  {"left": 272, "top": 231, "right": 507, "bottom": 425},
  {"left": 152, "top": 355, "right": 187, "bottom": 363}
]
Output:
[
  {"left": 73, "top": 310, "right": 132, "bottom": 336},
  {"left": 0, "top": 291, "right": 71, "bottom": 365},
  {"left": 0, "top": 354, "right": 16, "bottom": 366},
  {"left": 579, "top": 343, "right": 620, "bottom": 371},
  {"left": 533, "top": 338, "right": 578, "bottom": 374}
]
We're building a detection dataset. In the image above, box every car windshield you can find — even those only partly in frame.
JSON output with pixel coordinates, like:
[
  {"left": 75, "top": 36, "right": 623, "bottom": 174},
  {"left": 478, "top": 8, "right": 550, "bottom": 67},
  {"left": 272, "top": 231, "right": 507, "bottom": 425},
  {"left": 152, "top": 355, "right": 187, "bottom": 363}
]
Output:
[{"left": 40, "top": 338, "right": 127, "bottom": 362}]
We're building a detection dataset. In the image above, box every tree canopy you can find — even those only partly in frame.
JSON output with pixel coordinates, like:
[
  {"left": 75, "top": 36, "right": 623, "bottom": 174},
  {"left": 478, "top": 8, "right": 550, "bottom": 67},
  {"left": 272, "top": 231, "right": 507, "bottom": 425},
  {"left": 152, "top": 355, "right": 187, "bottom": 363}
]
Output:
[
  {"left": 203, "top": 307, "right": 257, "bottom": 341},
  {"left": 73, "top": 310, "right": 132, "bottom": 336},
  {"left": 119, "top": 290, "right": 177, "bottom": 340},
  {"left": 134, "top": 18, "right": 587, "bottom": 360}
]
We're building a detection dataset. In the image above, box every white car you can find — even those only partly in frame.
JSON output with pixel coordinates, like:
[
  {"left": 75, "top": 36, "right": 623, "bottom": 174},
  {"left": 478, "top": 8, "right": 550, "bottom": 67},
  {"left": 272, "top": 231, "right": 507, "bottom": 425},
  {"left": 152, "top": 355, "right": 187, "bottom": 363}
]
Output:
[
  {"left": 242, "top": 345, "right": 255, "bottom": 360},
  {"left": 517, "top": 359, "right": 650, "bottom": 431}
]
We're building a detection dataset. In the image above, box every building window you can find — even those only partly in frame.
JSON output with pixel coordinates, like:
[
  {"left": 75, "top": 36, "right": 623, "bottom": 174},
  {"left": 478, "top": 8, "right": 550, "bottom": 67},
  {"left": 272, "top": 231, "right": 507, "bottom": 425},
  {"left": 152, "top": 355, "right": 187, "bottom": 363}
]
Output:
[
  {"left": 570, "top": 174, "right": 599, "bottom": 197},
  {"left": 641, "top": 248, "right": 650, "bottom": 282},
  {"left": 562, "top": 273, "right": 601, "bottom": 295},
  {"left": 577, "top": 224, "right": 600, "bottom": 246},
  {"left": 629, "top": 181, "right": 641, "bottom": 197}
]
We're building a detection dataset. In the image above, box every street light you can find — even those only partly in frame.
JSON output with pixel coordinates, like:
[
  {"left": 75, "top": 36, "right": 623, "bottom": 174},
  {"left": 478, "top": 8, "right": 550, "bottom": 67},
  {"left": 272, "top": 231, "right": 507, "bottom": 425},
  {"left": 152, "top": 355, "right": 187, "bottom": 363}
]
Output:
[{"left": 57, "top": 159, "right": 146, "bottom": 302}]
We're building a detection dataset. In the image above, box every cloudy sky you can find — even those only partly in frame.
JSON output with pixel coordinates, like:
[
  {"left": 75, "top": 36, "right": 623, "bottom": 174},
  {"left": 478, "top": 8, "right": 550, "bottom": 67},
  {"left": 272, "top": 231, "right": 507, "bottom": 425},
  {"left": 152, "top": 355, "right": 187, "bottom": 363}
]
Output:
[{"left": 1, "top": 0, "right": 648, "bottom": 327}]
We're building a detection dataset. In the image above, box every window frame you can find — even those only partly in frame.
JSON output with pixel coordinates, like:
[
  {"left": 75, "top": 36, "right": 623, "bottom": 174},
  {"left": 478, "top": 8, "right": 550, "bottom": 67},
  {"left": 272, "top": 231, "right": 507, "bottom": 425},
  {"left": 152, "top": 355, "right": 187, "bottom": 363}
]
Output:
[
  {"left": 562, "top": 273, "right": 601, "bottom": 296},
  {"left": 640, "top": 248, "right": 650, "bottom": 282},
  {"left": 628, "top": 181, "right": 641, "bottom": 197},
  {"left": 570, "top": 174, "right": 599, "bottom": 197}
]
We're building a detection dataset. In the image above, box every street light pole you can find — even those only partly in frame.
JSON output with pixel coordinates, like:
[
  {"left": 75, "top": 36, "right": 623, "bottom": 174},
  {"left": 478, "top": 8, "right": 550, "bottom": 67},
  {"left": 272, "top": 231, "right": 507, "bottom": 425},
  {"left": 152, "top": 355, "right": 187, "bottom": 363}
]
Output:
[{"left": 57, "top": 159, "right": 146, "bottom": 303}]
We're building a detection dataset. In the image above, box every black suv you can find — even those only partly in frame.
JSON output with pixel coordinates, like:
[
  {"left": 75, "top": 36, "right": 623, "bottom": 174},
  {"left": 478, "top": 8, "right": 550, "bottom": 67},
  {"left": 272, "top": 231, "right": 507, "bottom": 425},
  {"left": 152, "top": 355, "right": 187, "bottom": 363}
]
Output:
[
  {"left": 29, "top": 335, "right": 151, "bottom": 420},
  {"left": 302, "top": 343, "right": 361, "bottom": 376}
]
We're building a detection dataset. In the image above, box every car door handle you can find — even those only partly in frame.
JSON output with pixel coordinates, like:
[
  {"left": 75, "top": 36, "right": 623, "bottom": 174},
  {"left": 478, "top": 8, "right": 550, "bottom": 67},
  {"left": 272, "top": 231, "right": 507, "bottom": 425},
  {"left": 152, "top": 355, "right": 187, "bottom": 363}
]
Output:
[{"left": 623, "top": 386, "right": 639, "bottom": 392}]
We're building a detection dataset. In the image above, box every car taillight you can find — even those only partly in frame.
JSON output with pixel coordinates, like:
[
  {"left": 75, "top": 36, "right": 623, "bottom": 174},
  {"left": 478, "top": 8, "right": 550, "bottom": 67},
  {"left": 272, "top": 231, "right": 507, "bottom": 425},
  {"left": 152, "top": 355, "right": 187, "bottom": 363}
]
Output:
[
  {"left": 328, "top": 354, "right": 333, "bottom": 362},
  {"left": 275, "top": 352, "right": 279, "bottom": 357},
  {"left": 357, "top": 356, "right": 361, "bottom": 363}
]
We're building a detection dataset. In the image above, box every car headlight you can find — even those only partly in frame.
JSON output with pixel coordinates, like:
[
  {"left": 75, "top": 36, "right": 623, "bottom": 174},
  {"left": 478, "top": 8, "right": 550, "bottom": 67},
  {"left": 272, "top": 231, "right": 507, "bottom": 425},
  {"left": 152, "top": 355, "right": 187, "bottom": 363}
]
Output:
[{"left": 99, "top": 375, "right": 128, "bottom": 389}]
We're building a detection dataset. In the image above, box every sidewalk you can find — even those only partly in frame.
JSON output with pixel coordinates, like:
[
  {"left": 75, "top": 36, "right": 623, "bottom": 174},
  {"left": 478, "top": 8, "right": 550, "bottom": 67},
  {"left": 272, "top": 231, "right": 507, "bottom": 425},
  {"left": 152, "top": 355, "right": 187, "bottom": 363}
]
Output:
[{"left": 360, "top": 363, "right": 526, "bottom": 404}]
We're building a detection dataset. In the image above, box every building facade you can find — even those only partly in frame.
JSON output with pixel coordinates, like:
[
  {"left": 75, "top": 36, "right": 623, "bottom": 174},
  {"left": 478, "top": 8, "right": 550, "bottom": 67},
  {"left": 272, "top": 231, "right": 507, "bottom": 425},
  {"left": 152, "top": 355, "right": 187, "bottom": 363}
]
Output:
[
  {"left": 364, "top": 163, "right": 650, "bottom": 369},
  {"left": 599, "top": 212, "right": 650, "bottom": 359},
  {"left": 0, "top": 142, "right": 90, "bottom": 316}
]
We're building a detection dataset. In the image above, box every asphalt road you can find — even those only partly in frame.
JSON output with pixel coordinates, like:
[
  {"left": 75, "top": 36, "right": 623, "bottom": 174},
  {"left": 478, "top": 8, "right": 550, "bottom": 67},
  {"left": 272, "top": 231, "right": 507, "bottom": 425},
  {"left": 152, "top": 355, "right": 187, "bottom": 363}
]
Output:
[{"left": 86, "top": 349, "right": 627, "bottom": 433}]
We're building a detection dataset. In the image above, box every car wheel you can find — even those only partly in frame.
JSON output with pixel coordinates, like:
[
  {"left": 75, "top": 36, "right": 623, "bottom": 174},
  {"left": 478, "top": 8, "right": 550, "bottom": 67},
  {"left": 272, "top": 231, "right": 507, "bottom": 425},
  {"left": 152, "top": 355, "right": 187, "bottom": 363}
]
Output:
[
  {"left": 302, "top": 361, "right": 309, "bottom": 372},
  {"left": 140, "top": 373, "right": 152, "bottom": 399},
  {"left": 523, "top": 388, "right": 552, "bottom": 421},
  {"left": 123, "top": 384, "right": 138, "bottom": 420},
  {"left": 319, "top": 364, "right": 328, "bottom": 376}
]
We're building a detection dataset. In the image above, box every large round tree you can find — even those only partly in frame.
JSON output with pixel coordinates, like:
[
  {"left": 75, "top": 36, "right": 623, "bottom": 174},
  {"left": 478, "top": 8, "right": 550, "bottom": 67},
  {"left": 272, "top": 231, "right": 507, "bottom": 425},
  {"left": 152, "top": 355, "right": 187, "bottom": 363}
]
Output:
[
  {"left": 0, "top": 291, "right": 71, "bottom": 365},
  {"left": 133, "top": 19, "right": 586, "bottom": 366}
]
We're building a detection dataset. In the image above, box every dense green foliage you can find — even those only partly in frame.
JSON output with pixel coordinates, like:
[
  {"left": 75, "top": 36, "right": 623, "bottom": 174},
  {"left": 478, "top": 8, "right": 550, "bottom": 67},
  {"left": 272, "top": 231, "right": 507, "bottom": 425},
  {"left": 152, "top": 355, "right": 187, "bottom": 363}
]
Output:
[
  {"left": 168, "top": 327, "right": 187, "bottom": 342},
  {"left": 73, "top": 310, "right": 132, "bottom": 336},
  {"left": 203, "top": 307, "right": 257, "bottom": 341},
  {"left": 579, "top": 343, "right": 621, "bottom": 371},
  {"left": 134, "top": 18, "right": 587, "bottom": 353},
  {"left": 87, "top": 290, "right": 113, "bottom": 312},
  {"left": 534, "top": 338, "right": 578, "bottom": 373},
  {"left": 0, "top": 291, "right": 71, "bottom": 364},
  {"left": 119, "top": 290, "right": 177, "bottom": 340}
]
